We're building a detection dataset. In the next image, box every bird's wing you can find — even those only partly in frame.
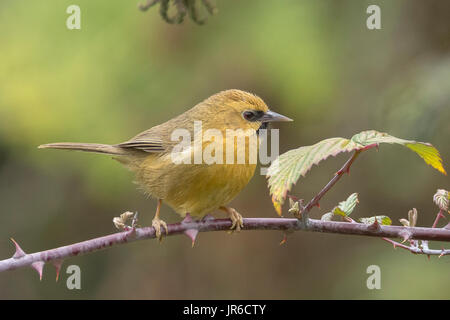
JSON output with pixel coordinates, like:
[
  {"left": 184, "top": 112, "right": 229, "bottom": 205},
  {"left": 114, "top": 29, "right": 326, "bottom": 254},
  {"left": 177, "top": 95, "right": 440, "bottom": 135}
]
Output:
[
  {"left": 117, "top": 109, "right": 196, "bottom": 153},
  {"left": 117, "top": 140, "right": 165, "bottom": 153},
  {"left": 116, "top": 131, "right": 165, "bottom": 153}
]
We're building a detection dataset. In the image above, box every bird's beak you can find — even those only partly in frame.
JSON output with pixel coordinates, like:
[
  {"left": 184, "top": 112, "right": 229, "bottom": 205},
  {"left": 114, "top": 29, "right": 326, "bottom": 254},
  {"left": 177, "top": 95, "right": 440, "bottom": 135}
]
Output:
[{"left": 261, "top": 110, "right": 293, "bottom": 122}]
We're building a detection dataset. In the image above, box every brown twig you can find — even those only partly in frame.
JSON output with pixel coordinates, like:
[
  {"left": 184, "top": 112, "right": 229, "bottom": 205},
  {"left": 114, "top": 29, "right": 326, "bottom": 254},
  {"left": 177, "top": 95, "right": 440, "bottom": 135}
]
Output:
[
  {"left": 304, "top": 151, "right": 361, "bottom": 213},
  {"left": 381, "top": 206, "right": 448, "bottom": 256},
  {"left": 382, "top": 238, "right": 449, "bottom": 257},
  {"left": 303, "top": 144, "right": 378, "bottom": 213},
  {"left": 432, "top": 209, "right": 446, "bottom": 228}
]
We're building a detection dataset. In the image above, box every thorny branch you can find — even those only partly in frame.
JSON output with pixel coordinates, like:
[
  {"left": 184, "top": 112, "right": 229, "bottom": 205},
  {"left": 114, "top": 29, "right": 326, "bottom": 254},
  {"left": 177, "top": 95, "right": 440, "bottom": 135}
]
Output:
[
  {"left": 1, "top": 216, "right": 450, "bottom": 280},
  {"left": 0, "top": 146, "right": 448, "bottom": 280},
  {"left": 382, "top": 238, "right": 450, "bottom": 258}
]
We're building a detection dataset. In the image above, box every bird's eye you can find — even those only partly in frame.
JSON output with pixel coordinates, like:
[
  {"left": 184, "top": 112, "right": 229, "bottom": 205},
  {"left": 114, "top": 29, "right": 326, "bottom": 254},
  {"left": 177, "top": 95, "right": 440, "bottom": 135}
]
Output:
[
  {"left": 243, "top": 111, "right": 256, "bottom": 121},
  {"left": 243, "top": 110, "right": 265, "bottom": 122},
  {"left": 242, "top": 110, "right": 264, "bottom": 121}
]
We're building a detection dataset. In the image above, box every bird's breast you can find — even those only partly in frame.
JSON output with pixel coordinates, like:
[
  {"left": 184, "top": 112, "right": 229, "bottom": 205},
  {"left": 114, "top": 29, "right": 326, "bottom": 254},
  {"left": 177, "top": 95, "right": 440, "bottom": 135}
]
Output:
[
  {"left": 135, "top": 131, "right": 259, "bottom": 217},
  {"left": 164, "top": 162, "right": 257, "bottom": 217}
]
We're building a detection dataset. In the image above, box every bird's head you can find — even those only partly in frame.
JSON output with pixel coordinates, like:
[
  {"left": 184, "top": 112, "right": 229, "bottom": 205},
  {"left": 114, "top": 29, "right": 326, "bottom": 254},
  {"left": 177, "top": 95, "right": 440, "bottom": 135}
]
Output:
[{"left": 201, "top": 89, "right": 292, "bottom": 132}]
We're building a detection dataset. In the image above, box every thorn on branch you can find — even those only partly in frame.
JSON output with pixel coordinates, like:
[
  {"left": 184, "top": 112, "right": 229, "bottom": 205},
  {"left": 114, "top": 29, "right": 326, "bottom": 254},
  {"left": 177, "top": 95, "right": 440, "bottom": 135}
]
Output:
[
  {"left": 368, "top": 218, "right": 380, "bottom": 231},
  {"left": 183, "top": 229, "right": 198, "bottom": 247},
  {"left": 182, "top": 213, "right": 199, "bottom": 246},
  {"left": 31, "top": 261, "right": 44, "bottom": 281},
  {"left": 11, "top": 238, "right": 26, "bottom": 259},
  {"left": 336, "top": 167, "right": 351, "bottom": 176},
  {"left": 53, "top": 259, "right": 64, "bottom": 282},
  {"left": 279, "top": 233, "right": 288, "bottom": 245},
  {"left": 383, "top": 237, "right": 397, "bottom": 249},
  {"left": 182, "top": 213, "right": 193, "bottom": 224}
]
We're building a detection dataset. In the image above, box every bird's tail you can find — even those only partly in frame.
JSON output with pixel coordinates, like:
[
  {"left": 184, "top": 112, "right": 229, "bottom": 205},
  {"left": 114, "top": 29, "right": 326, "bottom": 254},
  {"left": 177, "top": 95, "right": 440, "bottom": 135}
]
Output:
[{"left": 38, "top": 142, "right": 126, "bottom": 155}]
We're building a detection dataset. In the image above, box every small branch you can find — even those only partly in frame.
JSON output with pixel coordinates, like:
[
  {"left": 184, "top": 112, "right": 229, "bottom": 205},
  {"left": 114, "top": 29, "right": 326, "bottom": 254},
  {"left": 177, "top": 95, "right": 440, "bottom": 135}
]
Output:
[
  {"left": 382, "top": 238, "right": 449, "bottom": 257},
  {"left": 304, "top": 146, "right": 375, "bottom": 213},
  {"left": 432, "top": 209, "right": 446, "bottom": 228},
  {"left": 1, "top": 217, "right": 450, "bottom": 277}
]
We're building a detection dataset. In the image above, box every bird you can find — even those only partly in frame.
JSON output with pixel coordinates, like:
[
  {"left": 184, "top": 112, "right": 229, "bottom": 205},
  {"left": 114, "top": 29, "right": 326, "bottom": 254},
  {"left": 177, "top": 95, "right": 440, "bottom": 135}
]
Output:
[{"left": 39, "top": 89, "right": 292, "bottom": 239}]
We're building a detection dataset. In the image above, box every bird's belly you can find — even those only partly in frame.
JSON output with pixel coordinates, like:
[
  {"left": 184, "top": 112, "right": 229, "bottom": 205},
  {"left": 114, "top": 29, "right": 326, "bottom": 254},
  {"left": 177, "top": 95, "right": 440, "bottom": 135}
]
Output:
[
  {"left": 136, "top": 155, "right": 256, "bottom": 218},
  {"left": 166, "top": 163, "right": 256, "bottom": 218}
]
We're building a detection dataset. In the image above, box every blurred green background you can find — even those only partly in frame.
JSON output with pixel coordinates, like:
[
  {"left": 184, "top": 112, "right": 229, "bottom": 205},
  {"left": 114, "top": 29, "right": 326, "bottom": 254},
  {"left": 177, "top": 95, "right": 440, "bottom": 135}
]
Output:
[{"left": 0, "top": 0, "right": 449, "bottom": 299}]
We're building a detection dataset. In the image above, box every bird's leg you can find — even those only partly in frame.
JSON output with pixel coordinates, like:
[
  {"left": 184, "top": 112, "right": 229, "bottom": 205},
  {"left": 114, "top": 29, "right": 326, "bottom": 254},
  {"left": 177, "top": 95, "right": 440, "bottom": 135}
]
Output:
[
  {"left": 219, "top": 206, "right": 244, "bottom": 232},
  {"left": 152, "top": 199, "right": 168, "bottom": 241}
]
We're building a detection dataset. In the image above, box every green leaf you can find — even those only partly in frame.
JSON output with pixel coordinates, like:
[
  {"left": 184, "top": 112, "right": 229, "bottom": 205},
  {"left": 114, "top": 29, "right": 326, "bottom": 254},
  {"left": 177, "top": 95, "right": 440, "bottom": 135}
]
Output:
[
  {"left": 359, "top": 216, "right": 392, "bottom": 226},
  {"left": 332, "top": 193, "right": 359, "bottom": 217},
  {"left": 320, "top": 212, "right": 334, "bottom": 221},
  {"left": 267, "top": 130, "right": 446, "bottom": 215}
]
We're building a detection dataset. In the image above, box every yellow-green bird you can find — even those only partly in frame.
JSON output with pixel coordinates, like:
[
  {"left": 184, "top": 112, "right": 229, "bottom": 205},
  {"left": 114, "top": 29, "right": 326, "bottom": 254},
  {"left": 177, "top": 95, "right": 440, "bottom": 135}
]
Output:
[{"left": 39, "top": 89, "right": 292, "bottom": 239}]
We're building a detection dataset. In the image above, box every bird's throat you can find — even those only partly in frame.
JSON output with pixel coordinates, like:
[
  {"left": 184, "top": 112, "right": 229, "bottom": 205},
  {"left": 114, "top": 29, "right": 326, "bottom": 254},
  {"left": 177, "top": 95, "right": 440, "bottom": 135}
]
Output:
[{"left": 257, "top": 122, "right": 269, "bottom": 135}]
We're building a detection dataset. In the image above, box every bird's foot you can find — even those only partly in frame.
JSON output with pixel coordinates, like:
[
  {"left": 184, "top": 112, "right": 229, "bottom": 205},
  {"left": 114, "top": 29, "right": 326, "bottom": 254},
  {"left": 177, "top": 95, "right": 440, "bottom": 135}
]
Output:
[
  {"left": 152, "top": 216, "right": 168, "bottom": 241},
  {"left": 229, "top": 208, "right": 244, "bottom": 232},
  {"left": 220, "top": 206, "right": 244, "bottom": 232}
]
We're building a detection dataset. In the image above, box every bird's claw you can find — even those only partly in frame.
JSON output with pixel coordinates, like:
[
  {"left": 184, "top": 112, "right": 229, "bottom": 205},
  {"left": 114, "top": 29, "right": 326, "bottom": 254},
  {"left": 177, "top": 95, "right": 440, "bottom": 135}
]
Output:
[
  {"left": 152, "top": 217, "right": 168, "bottom": 241},
  {"left": 228, "top": 208, "right": 244, "bottom": 233}
]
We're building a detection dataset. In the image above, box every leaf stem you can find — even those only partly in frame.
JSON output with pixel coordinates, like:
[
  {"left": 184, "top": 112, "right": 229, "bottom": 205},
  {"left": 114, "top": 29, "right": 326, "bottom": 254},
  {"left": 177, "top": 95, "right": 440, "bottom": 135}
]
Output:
[
  {"left": 432, "top": 209, "right": 446, "bottom": 228},
  {"left": 304, "top": 149, "right": 362, "bottom": 213}
]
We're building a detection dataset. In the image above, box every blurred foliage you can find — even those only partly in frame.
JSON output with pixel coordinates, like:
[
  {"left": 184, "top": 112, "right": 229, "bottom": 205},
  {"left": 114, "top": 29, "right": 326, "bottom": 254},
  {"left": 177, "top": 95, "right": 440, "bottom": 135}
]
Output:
[
  {"left": 0, "top": 0, "right": 449, "bottom": 299},
  {"left": 138, "top": 0, "right": 218, "bottom": 25}
]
